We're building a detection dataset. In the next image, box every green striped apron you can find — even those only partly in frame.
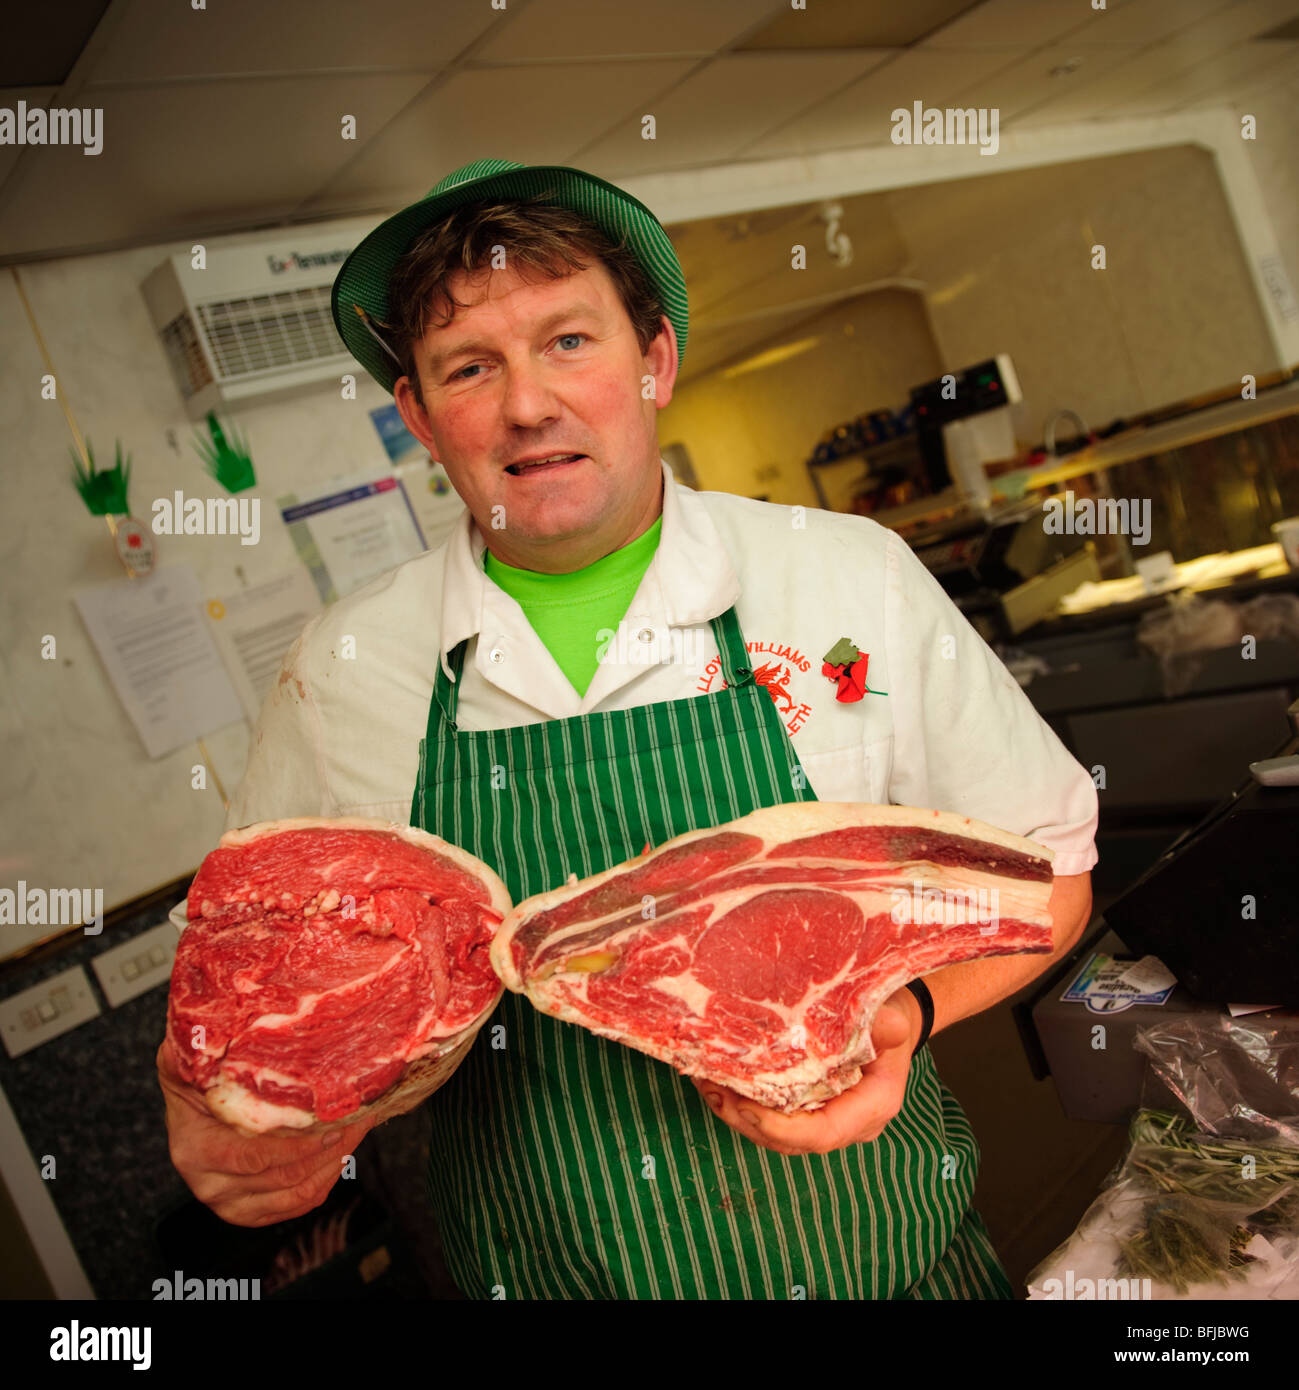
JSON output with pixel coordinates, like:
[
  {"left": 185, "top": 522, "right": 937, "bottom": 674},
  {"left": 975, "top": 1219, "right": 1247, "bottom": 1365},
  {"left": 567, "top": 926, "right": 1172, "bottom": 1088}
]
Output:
[{"left": 410, "top": 604, "right": 1013, "bottom": 1300}]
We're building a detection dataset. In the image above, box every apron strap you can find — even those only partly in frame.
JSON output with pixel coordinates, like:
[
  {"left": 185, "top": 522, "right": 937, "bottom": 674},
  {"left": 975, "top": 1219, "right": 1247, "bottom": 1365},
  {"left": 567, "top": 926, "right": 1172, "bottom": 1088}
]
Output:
[
  {"left": 429, "top": 640, "right": 467, "bottom": 735},
  {"left": 711, "top": 604, "right": 754, "bottom": 688},
  {"left": 426, "top": 606, "right": 753, "bottom": 740}
]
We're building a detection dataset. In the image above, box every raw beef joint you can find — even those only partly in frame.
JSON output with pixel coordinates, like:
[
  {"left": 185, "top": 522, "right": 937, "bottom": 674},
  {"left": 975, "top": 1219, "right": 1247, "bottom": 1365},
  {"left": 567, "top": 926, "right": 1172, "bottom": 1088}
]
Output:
[
  {"left": 493, "top": 803, "right": 1055, "bottom": 1112},
  {"left": 167, "top": 818, "right": 511, "bottom": 1135}
]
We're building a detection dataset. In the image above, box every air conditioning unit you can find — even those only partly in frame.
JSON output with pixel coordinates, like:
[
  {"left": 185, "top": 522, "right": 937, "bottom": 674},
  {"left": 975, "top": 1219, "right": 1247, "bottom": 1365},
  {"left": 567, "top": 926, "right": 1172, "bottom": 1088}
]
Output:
[{"left": 141, "top": 221, "right": 376, "bottom": 420}]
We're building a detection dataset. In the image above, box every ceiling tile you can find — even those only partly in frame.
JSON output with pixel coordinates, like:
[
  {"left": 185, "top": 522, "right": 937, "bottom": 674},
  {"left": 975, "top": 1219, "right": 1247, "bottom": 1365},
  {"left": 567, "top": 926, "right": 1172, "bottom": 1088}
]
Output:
[
  {"left": 574, "top": 52, "right": 890, "bottom": 175},
  {"left": 1008, "top": 17, "right": 1298, "bottom": 126},
  {"left": 1222, "top": 49, "right": 1299, "bottom": 96},
  {"left": 297, "top": 61, "right": 694, "bottom": 215},
  {"left": 0, "top": 74, "right": 428, "bottom": 260},
  {"left": 1122, "top": 39, "right": 1299, "bottom": 113},
  {"left": 1190, "top": 0, "right": 1299, "bottom": 43},
  {"left": 1059, "top": 0, "right": 1299, "bottom": 69},
  {"left": 87, "top": 0, "right": 493, "bottom": 82},
  {"left": 955, "top": 41, "right": 1147, "bottom": 124},
  {"left": 736, "top": 0, "right": 976, "bottom": 50},
  {"left": 1008, "top": 46, "right": 1224, "bottom": 124},
  {"left": 923, "top": 0, "right": 1105, "bottom": 50},
  {"left": 474, "top": 0, "right": 786, "bottom": 61},
  {"left": 1064, "top": 0, "right": 1238, "bottom": 47},
  {"left": 742, "top": 46, "right": 1024, "bottom": 159}
]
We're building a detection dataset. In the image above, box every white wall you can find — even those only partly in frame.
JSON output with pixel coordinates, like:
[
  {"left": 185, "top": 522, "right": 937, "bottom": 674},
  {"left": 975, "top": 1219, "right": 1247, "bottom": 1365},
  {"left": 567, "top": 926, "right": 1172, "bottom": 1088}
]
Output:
[
  {"left": 911, "top": 143, "right": 1281, "bottom": 446},
  {"left": 0, "top": 217, "right": 456, "bottom": 958}
]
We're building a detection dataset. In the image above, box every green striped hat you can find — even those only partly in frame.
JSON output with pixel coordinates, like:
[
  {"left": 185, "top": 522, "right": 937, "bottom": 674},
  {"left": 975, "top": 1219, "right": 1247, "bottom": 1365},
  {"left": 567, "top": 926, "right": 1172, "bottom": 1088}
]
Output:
[{"left": 331, "top": 158, "right": 688, "bottom": 395}]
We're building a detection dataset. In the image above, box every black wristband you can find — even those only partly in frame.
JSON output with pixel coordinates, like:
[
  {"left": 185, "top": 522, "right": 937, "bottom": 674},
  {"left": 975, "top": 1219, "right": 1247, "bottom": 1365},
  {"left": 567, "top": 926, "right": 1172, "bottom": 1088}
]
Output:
[{"left": 905, "top": 979, "right": 934, "bottom": 1057}]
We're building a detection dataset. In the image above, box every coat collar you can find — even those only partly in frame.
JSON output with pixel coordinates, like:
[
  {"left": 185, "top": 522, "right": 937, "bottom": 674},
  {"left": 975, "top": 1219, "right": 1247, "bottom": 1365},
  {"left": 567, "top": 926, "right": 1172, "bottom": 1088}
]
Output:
[{"left": 437, "top": 459, "right": 740, "bottom": 683}]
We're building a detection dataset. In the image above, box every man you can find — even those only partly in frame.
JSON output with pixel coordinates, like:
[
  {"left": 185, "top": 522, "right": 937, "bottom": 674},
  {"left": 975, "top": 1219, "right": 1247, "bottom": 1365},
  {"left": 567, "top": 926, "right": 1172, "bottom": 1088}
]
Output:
[{"left": 161, "top": 158, "right": 1096, "bottom": 1299}]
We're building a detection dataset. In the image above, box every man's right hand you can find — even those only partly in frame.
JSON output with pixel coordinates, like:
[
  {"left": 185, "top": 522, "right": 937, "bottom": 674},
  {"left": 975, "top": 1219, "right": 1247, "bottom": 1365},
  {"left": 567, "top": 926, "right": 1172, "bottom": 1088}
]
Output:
[{"left": 157, "top": 1038, "right": 377, "bottom": 1227}]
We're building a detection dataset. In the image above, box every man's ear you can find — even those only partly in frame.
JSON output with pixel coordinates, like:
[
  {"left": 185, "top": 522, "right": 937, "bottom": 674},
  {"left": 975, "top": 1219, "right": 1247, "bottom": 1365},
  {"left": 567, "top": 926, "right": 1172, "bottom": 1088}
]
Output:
[
  {"left": 646, "top": 314, "right": 678, "bottom": 411},
  {"left": 394, "top": 374, "right": 438, "bottom": 454}
]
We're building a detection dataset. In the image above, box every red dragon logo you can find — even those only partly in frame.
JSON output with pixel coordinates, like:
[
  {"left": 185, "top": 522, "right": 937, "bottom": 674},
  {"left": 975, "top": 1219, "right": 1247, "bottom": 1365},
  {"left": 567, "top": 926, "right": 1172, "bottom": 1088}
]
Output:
[
  {"left": 747, "top": 660, "right": 796, "bottom": 715},
  {"left": 707, "top": 643, "right": 814, "bottom": 735}
]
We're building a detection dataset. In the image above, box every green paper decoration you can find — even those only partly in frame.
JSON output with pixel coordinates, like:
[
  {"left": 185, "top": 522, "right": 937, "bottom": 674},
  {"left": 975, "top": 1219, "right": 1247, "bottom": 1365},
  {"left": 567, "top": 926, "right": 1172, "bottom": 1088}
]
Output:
[
  {"left": 193, "top": 411, "right": 255, "bottom": 493},
  {"left": 71, "top": 439, "right": 131, "bottom": 516},
  {"left": 822, "top": 636, "right": 862, "bottom": 668}
]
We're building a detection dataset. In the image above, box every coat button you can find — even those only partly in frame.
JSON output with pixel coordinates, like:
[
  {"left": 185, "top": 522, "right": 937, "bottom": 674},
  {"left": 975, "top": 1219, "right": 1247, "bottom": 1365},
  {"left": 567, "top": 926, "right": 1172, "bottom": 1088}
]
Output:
[
  {"left": 637, "top": 628, "right": 655, "bottom": 643},
  {"left": 489, "top": 646, "right": 504, "bottom": 663}
]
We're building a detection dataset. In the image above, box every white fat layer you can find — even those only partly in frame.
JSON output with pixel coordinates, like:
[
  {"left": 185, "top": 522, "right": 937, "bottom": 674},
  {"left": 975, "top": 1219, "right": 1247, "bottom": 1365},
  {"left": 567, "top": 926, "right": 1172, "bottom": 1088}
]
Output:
[
  {"left": 209, "top": 1027, "right": 477, "bottom": 1134},
  {"left": 206, "top": 1076, "right": 316, "bottom": 1132}
]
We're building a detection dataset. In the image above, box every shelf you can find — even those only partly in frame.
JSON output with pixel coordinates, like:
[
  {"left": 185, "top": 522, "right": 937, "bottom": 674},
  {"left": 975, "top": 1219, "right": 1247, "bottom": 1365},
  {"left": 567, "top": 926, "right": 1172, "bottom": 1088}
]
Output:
[
  {"left": 858, "top": 378, "right": 1299, "bottom": 534},
  {"left": 1022, "top": 377, "right": 1299, "bottom": 493},
  {"left": 807, "top": 435, "right": 919, "bottom": 470}
]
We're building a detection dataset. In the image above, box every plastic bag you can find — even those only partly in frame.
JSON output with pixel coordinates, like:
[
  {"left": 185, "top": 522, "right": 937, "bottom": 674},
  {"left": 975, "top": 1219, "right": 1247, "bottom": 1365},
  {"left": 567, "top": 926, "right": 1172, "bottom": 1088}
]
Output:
[
  {"left": 1137, "top": 593, "right": 1241, "bottom": 697},
  {"left": 1137, "top": 591, "right": 1299, "bottom": 697},
  {"left": 1239, "top": 592, "right": 1299, "bottom": 644},
  {"left": 1026, "top": 1015, "right": 1299, "bottom": 1299},
  {"left": 1134, "top": 1015, "right": 1299, "bottom": 1148},
  {"left": 997, "top": 646, "right": 1050, "bottom": 688}
]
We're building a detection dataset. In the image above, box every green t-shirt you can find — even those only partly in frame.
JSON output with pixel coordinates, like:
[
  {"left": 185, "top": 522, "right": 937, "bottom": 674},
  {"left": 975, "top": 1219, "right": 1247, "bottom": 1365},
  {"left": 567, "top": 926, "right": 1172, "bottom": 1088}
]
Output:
[{"left": 482, "top": 517, "right": 663, "bottom": 696}]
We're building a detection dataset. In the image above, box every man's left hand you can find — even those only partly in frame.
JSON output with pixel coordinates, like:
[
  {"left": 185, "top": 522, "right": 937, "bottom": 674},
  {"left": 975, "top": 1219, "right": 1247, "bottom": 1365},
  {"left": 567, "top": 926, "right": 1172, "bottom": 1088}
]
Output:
[{"left": 691, "top": 986, "right": 922, "bottom": 1156}]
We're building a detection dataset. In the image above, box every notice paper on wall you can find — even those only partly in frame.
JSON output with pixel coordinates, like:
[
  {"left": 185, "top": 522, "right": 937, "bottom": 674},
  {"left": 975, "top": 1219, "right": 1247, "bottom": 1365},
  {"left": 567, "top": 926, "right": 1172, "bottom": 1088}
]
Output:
[
  {"left": 73, "top": 565, "right": 244, "bottom": 759},
  {"left": 203, "top": 569, "right": 322, "bottom": 723},
  {"left": 279, "top": 469, "right": 426, "bottom": 605},
  {"left": 395, "top": 457, "right": 463, "bottom": 554},
  {"left": 368, "top": 402, "right": 464, "bottom": 551}
]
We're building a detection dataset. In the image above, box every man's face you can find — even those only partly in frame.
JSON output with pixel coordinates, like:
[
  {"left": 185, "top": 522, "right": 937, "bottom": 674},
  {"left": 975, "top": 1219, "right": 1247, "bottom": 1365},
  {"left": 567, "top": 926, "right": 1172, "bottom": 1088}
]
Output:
[{"left": 393, "top": 254, "right": 677, "bottom": 572}]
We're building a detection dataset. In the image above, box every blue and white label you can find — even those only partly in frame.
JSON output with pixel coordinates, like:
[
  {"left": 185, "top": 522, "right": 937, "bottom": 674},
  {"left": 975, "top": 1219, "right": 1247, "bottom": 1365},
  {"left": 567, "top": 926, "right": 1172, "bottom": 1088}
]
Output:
[{"left": 1061, "top": 952, "right": 1176, "bottom": 1013}]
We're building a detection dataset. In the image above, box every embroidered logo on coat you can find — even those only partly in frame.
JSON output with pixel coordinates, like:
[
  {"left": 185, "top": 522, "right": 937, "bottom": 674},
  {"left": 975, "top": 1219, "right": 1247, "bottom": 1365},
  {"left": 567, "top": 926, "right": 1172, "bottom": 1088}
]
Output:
[{"left": 696, "top": 640, "right": 813, "bottom": 735}]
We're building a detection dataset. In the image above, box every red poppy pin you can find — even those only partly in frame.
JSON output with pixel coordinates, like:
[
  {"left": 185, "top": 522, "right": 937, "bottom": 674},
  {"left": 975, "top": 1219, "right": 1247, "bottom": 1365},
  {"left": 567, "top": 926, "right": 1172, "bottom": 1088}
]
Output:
[{"left": 822, "top": 637, "right": 886, "bottom": 703}]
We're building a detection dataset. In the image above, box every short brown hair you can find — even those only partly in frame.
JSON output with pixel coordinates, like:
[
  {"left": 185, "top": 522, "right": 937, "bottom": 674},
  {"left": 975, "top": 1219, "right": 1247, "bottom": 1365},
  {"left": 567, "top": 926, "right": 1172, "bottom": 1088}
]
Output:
[{"left": 380, "top": 195, "right": 666, "bottom": 404}]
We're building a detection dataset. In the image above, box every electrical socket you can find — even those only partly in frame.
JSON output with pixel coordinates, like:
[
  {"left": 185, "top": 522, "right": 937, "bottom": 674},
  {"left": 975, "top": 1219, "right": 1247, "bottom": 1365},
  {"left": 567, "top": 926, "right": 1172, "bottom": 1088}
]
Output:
[
  {"left": 0, "top": 966, "right": 101, "bottom": 1059},
  {"left": 91, "top": 921, "right": 177, "bottom": 1008}
]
